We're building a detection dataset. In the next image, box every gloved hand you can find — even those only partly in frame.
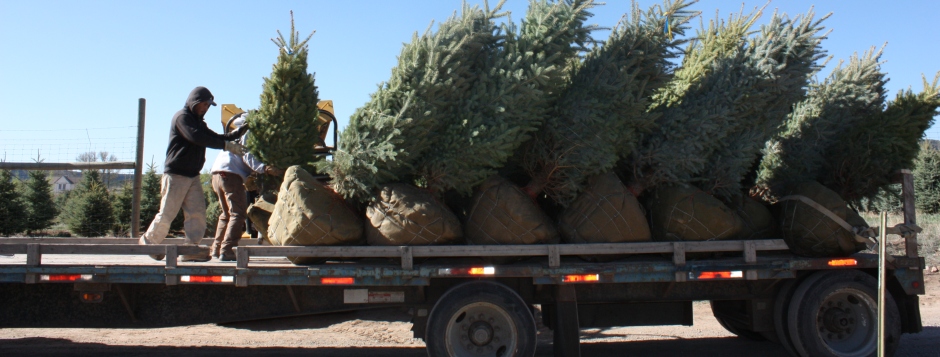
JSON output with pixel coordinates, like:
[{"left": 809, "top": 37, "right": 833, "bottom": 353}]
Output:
[
  {"left": 234, "top": 123, "right": 249, "bottom": 137},
  {"left": 224, "top": 141, "right": 247, "bottom": 156}
]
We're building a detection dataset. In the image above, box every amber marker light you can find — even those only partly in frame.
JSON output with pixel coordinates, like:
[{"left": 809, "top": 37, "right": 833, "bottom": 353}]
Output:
[
  {"left": 321, "top": 277, "right": 355, "bottom": 285},
  {"left": 827, "top": 258, "right": 858, "bottom": 267},
  {"left": 562, "top": 274, "right": 600, "bottom": 283}
]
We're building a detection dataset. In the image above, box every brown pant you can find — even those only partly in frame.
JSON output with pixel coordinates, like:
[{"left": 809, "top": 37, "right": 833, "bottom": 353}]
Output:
[{"left": 212, "top": 173, "right": 247, "bottom": 258}]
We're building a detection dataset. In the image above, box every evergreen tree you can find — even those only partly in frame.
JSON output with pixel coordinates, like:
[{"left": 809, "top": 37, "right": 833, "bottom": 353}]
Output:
[
  {"left": 695, "top": 11, "right": 828, "bottom": 200},
  {"left": 140, "top": 164, "right": 161, "bottom": 230},
  {"left": 246, "top": 12, "right": 323, "bottom": 174},
  {"left": 416, "top": 0, "right": 598, "bottom": 195},
  {"left": 820, "top": 73, "right": 940, "bottom": 205},
  {"left": 0, "top": 170, "right": 27, "bottom": 236},
  {"left": 203, "top": 172, "right": 220, "bottom": 236},
  {"left": 522, "top": 0, "right": 694, "bottom": 206},
  {"left": 755, "top": 48, "right": 888, "bottom": 197},
  {"left": 915, "top": 142, "right": 940, "bottom": 214},
  {"left": 64, "top": 170, "right": 114, "bottom": 237},
  {"left": 627, "top": 8, "right": 764, "bottom": 192},
  {"left": 325, "top": 3, "right": 510, "bottom": 201},
  {"left": 23, "top": 170, "right": 57, "bottom": 234},
  {"left": 112, "top": 183, "right": 134, "bottom": 236}
]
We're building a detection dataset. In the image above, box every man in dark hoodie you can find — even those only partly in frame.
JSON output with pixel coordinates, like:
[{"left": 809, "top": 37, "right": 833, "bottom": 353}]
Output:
[{"left": 139, "top": 86, "right": 248, "bottom": 262}]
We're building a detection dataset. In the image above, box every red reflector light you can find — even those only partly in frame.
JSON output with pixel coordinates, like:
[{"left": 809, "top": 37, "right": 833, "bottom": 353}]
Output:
[
  {"left": 40, "top": 274, "right": 92, "bottom": 282},
  {"left": 828, "top": 258, "right": 858, "bottom": 267},
  {"left": 697, "top": 271, "right": 743, "bottom": 280},
  {"left": 563, "top": 274, "right": 600, "bottom": 283},
  {"left": 913, "top": 281, "right": 921, "bottom": 289},
  {"left": 180, "top": 275, "right": 234, "bottom": 283},
  {"left": 321, "top": 277, "right": 355, "bottom": 285},
  {"left": 80, "top": 292, "right": 103, "bottom": 303}
]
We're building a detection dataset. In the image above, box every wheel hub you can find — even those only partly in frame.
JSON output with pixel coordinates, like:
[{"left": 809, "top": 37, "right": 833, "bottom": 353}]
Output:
[{"left": 469, "top": 321, "right": 494, "bottom": 346}]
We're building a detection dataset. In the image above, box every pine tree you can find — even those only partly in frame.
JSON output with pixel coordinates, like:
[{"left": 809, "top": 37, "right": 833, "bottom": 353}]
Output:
[
  {"left": 23, "top": 170, "right": 57, "bottom": 234},
  {"left": 112, "top": 183, "right": 134, "bottom": 236},
  {"left": 325, "top": 3, "right": 509, "bottom": 201},
  {"left": 522, "top": 0, "right": 694, "bottom": 206},
  {"left": 416, "top": 0, "right": 598, "bottom": 196},
  {"left": 755, "top": 48, "right": 888, "bottom": 197},
  {"left": 246, "top": 11, "right": 322, "bottom": 174},
  {"left": 695, "top": 10, "right": 828, "bottom": 200},
  {"left": 64, "top": 170, "right": 114, "bottom": 237},
  {"left": 915, "top": 142, "right": 940, "bottom": 214},
  {"left": 0, "top": 170, "right": 27, "bottom": 236},
  {"left": 140, "top": 164, "right": 161, "bottom": 230},
  {"left": 820, "top": 73, "right": 940, "bottom": 205},
  {"left": 626, "top": 8, "right": 764, "bottom": 193}
]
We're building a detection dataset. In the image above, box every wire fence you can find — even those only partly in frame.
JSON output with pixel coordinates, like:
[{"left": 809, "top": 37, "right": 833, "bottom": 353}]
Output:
[{"left": 0, "top": 100, "right": 146, "bottom": 239}]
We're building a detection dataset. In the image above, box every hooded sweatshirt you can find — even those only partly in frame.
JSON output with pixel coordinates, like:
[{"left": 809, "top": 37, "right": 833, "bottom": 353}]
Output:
[{"left": 164, "top": 86, "right": 240, "bottom": 177}]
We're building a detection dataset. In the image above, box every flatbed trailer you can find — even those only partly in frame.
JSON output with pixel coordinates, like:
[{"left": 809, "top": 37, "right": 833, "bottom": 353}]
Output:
[{"left": 0, "top": 233, "right": 925, "bottom": 357}]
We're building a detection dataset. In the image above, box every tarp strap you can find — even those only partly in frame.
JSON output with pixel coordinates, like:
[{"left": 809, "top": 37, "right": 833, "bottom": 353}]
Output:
[{"left": 777, "top": 195, "right": 876, "bottom": 247}]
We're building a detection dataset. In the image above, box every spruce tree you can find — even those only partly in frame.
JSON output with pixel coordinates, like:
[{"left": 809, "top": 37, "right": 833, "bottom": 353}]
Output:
[
  {"left": 915, "top": 142, "right": 940, "bottom": 214},
  {"left": 140, "top": 164, "right": 161, "bottom": 230},
  {"left": 820, "top": 73, "right": 940, "bottom": 205},
  {"left": 695, "top": 11, "right": 828, "bottom": 200},
  {"left": 246, "top": 12, "right": 322, "bottom": 174},
  {"left": 416, "top": 0, "right": 598, "bottom": 195},
  {"left": 23, "top": 170, "right": 57, "bottom": 234},
  {"left": 0, "top": 170, "right": 27, "bottom": 236},
  {"left": 64, "top": 170, "right": 114, "bottom": 237},
  {"left": 755, "top": 49, "right": 888, "bottom": 197},
  {"left": 325, "top": 3, "right": 508, "bottom": 201},
  {"left": 112, "top": 183, "right": 134, "bottom": 236},
  {"left": 522, "top": 0, "right": 694, "bottom": 206}
]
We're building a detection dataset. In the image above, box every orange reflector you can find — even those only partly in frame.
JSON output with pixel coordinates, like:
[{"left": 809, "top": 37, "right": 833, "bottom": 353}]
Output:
[
  {"left": 696, "top": 271, "right": 743, "bottom": 280},
  {"left": 80, "top": 292, "right": 103, "bottom": 303},
  {"left": 827, "top": 258, "right": 858, "bottom": 267},
  {"left": 40, "top": 274, "right": 92, "bottom": 282},
  {"left": 180, "top": 275, "right": 234, "bottom": 283},
  {"left": 563, "top": 274, "right": 600, "bottom": 283},
  {"left": 321, "top": 277, "right": 355, "bottom": 285},
  {"left": 469, "top": 267, "right": 496, "bottom": 275}
]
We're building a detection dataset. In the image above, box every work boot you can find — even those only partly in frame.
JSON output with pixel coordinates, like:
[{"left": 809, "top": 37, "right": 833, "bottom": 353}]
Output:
[
  {"left": 138, "top": 236, "right": 165, "bottom": 261},
  {"left": 209, "top": 243, "right": 220, "bottom": 259},
  {"left": 219, "top": 254, "right": 236, "bottom": 262}
]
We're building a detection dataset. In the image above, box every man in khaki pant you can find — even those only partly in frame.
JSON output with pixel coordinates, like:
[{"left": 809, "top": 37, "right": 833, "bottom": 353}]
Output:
[
  {"left": 209, "top": 113, "right": 281, "bottom": 261},
  {"left": 139, "top": 86, "right": 247, "bottom": 262}
]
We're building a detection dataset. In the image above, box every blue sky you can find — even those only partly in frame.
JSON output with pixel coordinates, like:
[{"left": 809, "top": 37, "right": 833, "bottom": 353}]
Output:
[{"left": 2, "top": 0, "right": 938, "bottom": 173}]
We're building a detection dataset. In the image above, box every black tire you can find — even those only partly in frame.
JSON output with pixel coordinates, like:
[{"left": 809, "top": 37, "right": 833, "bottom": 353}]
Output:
[
  {"left": 709, "top": 301, "right": 767, "bottom": 341},
  {"left": 787, "top": 270, "right": 901, "bottom": 357},
  {"left": 773, "top": 278, "right": 808, "bottom": 356},
  {"left": 426, "top": 281, "right": 537, "bottom": 357}
]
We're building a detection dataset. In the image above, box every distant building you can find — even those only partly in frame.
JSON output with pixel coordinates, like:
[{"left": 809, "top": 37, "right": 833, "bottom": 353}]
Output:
[{"left": 53, "top": 176, "right": 76, "bottom": 194}]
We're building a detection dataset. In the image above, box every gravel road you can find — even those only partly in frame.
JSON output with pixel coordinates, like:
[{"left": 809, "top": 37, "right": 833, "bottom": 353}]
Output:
[{"left": 2, "top": 275, "right": 939, "bottom": 357}]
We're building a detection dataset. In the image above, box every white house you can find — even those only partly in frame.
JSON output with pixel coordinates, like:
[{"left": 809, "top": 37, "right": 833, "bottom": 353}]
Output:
[{"left": 53, "top": 176, "right": 76, "bottom": 194}]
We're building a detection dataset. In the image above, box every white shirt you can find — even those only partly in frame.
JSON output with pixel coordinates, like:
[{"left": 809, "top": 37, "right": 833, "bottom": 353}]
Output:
[{"left": 210, "top": 149, "right": 265, "bottom": 180}]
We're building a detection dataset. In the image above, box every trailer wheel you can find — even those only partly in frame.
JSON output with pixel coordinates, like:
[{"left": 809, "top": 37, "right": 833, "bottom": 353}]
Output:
[
  {"left": 787, "top": 270, "right": 901, "bottom": 357},
  {"left": 772, "top": 278, "right": 806, "bottom": 356},
  {"left": 426, "top": 281, "right": 537, "bottom": 357},
  {"left": 709, "top": 301, "right": 766, "bottom": 341}
]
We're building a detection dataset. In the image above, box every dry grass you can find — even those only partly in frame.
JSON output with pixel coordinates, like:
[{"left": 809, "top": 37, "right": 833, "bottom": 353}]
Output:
[{"left": 861, "top": 211, "right": 940, "bottom": 268}]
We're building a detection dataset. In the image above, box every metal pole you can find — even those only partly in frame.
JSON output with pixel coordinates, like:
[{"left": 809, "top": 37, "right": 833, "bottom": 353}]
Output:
[
  {"left": 877, "top": 211, "right": 887, "bottom": 357},
  {"left": 900, "top": 169, "right": 918, "bottom": 258},
  {"left": 131, "top": 99, "right": 146, "bottom": 238}
]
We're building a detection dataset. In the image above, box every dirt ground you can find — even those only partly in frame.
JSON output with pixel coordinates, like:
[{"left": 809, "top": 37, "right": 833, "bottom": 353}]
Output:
[{"left": 1, "top": 275, "right": 939, "bottom": 357}]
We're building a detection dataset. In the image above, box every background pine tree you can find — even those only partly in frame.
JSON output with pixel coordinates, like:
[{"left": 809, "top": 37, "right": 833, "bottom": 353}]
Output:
[
  {"left": 112, "top": 183, "right": 134, "bottom": 236},
  {"left": 246, "top": 12, "right": 322, "bottom": 174},
  {"left": 915, "top": 142, "right": 940, "bottom": 214},
  {"left": 523, "top": 0, "right": 694, "bottom": 206},
  {"left": 140, "top": 164, "right": 161, "bottom": 231},
  {"left": 23, "top": 170, "right": 57, "bottom": 234},
  {"left": 63, "top": 170, "right": 114, "bottom": 237},
  {"left": 0, "top": 170, "right": 27, "bottom": 236}
]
